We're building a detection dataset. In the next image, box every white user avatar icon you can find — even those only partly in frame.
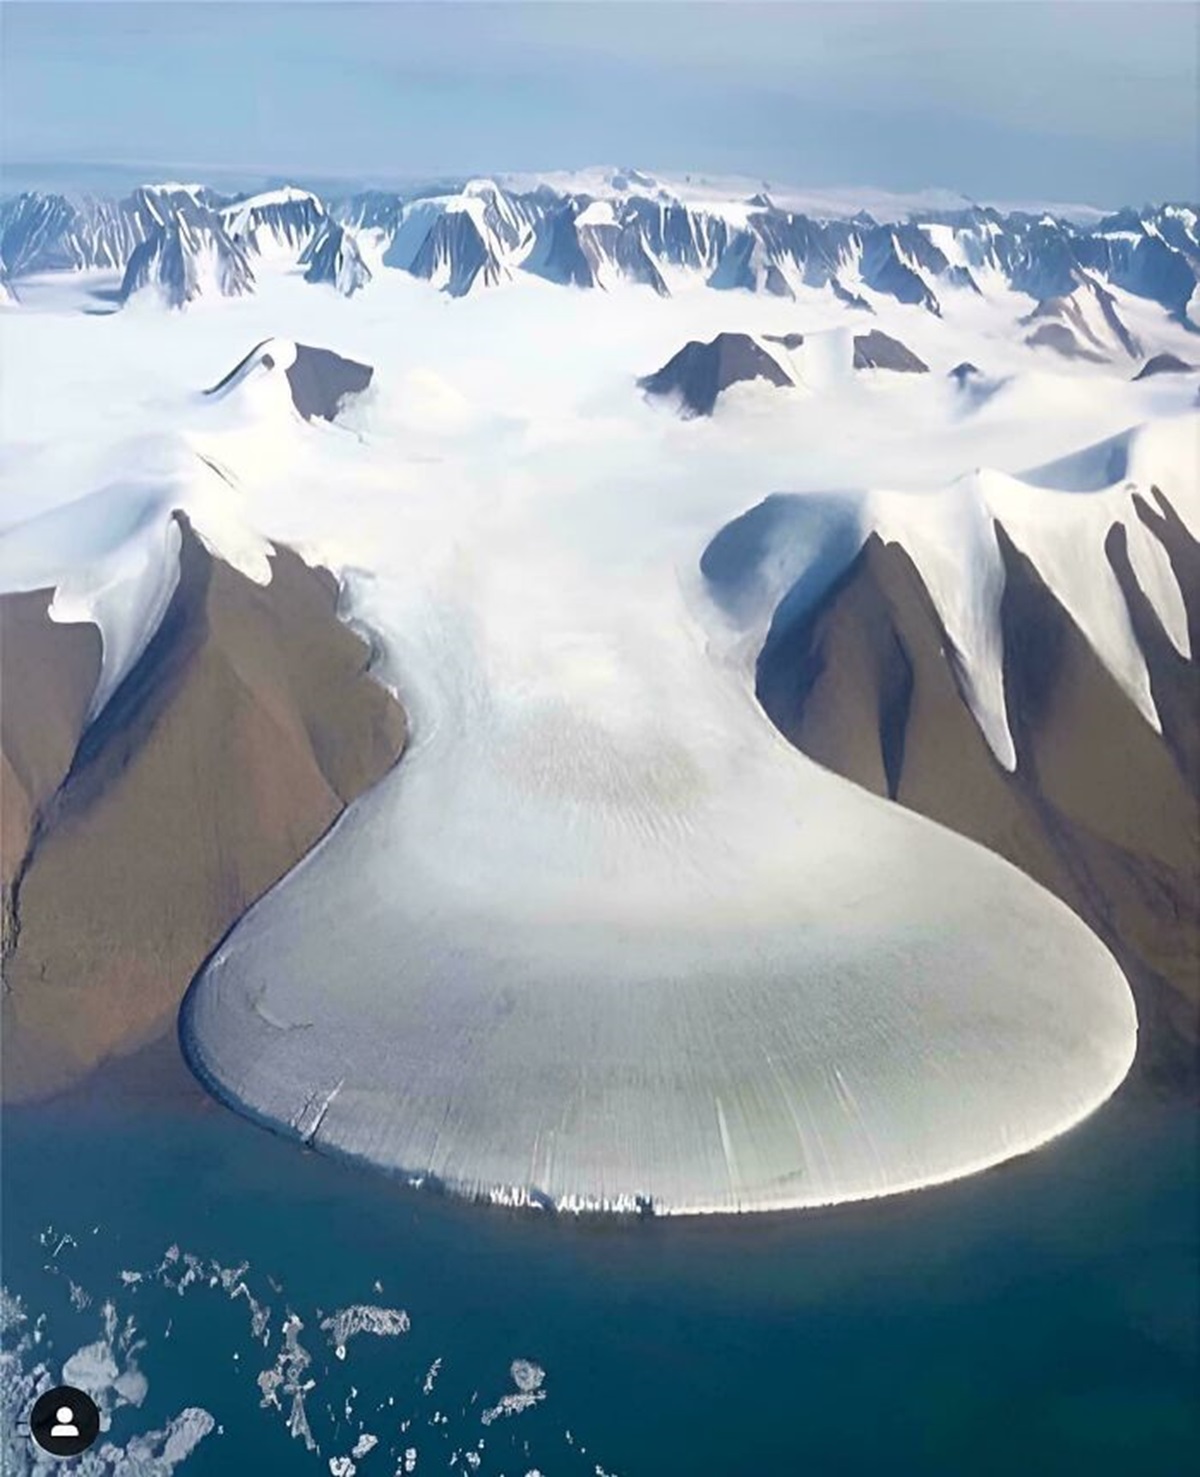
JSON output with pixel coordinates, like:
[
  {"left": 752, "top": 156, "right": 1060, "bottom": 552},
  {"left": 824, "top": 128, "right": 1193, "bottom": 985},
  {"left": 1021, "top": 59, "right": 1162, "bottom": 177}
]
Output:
[{"left": 51, "top": 1405, "right": 80, "bottom": 1438}]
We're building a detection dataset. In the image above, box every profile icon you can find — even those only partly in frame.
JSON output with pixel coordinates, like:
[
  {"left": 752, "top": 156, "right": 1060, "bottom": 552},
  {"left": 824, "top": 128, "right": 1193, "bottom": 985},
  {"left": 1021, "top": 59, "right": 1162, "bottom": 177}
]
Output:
[
  {"left": 29, "top": 1384, "right": 101, "bottom": 1457},
  {"left": 51, "top": 1405, "right": 80, "bottom": 1438}
]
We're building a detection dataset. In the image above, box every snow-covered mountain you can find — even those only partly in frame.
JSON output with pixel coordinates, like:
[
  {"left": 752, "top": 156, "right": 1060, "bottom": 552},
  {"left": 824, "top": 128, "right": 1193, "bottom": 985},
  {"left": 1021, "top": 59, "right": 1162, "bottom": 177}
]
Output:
[
  {"left": 3, "top": 172, "right": 1197, "bottom": 332},
  {"left": 300, "top": 220, "right": 372, "bottom": 296},
  {"left": 220, "top": 185, "right": 326, "bottom": 258},
  {"left": 0, "top": 183, "right": 223, "bottom": 278},
  {"left": 371, "top": 179, "right": 539, "bottom": 295},
  {"left": 120, "top": 195, "right": 257, "bottom": 308}
]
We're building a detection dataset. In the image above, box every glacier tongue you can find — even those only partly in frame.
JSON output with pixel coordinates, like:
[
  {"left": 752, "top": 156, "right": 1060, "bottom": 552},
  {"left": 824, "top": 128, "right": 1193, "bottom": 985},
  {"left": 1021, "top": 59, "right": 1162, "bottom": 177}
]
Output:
[
  {"left": 183, "top": 667, "right": 1136, "bottom": 1213},
  {"left": 180, "top": 397, "right": 1141, "bottom": 1212}
]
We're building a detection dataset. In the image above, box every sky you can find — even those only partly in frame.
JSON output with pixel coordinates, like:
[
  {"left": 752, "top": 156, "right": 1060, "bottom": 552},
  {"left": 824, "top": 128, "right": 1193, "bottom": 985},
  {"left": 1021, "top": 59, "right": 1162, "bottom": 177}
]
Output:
[{"left": 1, "top": 1, "right": 1197, "bottom": 206}]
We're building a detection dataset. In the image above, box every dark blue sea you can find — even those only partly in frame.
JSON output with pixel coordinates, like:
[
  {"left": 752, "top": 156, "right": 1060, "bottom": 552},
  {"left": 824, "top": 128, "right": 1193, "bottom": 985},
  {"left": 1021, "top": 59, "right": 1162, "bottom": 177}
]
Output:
[{"left": 3, "top": 1039, "right": 1197, "bottom": 1475}]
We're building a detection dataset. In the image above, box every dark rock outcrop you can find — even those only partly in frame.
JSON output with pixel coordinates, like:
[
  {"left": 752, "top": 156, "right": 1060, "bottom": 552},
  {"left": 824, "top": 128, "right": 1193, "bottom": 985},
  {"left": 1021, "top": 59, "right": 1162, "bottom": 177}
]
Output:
[
  {"left": 285, "top": 345, "right": 374, "bottom": 422},
  {"left": 852, "top": 330, "right": 929, "bottom": 373},
  {"left": 639, "top": 332, "right": 793, "bottom": 416},
  {"left": 1133, "top": 352, "right": 1195, "bottom": 381},
  {"left": 1025, "top": 322, "right": 1108, "bottom": 362},
  {"left": 205, "top": 341, "right": 373, "bottom": 422},
  {"left": 1022, "top": 278, "right": 1142, "bottom": 362}
]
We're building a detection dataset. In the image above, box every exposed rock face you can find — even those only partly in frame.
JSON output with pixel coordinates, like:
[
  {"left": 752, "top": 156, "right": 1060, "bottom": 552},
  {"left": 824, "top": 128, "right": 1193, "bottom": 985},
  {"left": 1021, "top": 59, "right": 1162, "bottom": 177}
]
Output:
[
  {"left": 119, "top": 197, "right": 257, "bottom": 308},
  {"left": 204, "top": 340, "right": 374, "bottom": 423},
  {"left": 1025, "top": 323, "right": 1108, "bottom": 362},
  {"left": 285, "top": 345, "right": 374, "bottom": 422},
  {"left": 0, "top": 593, "right": 101, "bottom": 891},
  {"left": 860, "top": 229, "right": 942, "bottom": 315},
  {"left": 1, "top": 518, "right": 406, "bottom": 1101},
  {"left": 1134, "top": 352, "right": 1195, "bottom": 380},
  {"left": 1022, "top": 277, "right": 1142, "bottom": 362},
  {"left": 756, "top": 490, "right": 1199, "bottom": 1095},
  {"left": 852, "top": 330, "right": 929, "bottom": 373},
  {"left": 300, "top": 220, "right": 372, "bottom": 297},
  {"left": 6, "top": 183, "right": 1199, "bottom": 319},
  {"left": 638, "top": 332, "right": 793, "bottom": 416},
  {"left": 221, "top": 187, "right": 326, "bottom": 257}
]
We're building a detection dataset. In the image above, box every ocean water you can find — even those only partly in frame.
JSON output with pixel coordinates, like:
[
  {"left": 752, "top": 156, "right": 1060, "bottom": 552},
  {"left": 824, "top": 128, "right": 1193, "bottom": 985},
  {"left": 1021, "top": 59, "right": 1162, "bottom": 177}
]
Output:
[{"left": 2, "top": 1040, "right": 1197, "bottom": 1476}]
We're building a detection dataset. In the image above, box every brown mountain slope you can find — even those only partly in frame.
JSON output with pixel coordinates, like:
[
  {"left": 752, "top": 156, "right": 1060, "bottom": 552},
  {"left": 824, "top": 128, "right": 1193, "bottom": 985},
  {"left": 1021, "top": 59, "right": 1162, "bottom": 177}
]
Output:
[
  {"left": 757, "top": 495, "right": 1199, "bottom": 1095},
  {"left": 0, "top": 592, "right": 101, "bottom": 890},
  {"left": 1, "top": 516, "right": 407, "bottom": 1101}
]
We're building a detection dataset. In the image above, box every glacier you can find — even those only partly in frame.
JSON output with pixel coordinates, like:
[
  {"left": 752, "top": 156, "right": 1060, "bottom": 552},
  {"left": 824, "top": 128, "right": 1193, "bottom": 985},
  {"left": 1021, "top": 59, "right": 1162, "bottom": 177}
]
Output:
[{"left": 4, "top": 256, "right": 1193, "bottom": 1213}]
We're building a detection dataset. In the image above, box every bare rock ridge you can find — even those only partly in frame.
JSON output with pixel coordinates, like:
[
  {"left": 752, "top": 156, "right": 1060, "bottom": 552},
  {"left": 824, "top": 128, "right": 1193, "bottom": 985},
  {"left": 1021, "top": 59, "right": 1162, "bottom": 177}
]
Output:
[
  {"left": 284, "top": 345, "right": 373, "bottom": 422},
  {"left": 753, "top": 489, "right": 1199, "bottom": 1094},
  {"left": 1022, "top": 278, "right": 1142, "bottom": 363},
  {"left": 852, "top": 330, "right": 929, "bottom": 373},
  {"left": 0, "top": 515, "right": 407, "bottom": 1101},
  {"left": 1133, "top": 352, "right": 1195, "bottom": 381},
  {"left": 638, "top": 332, "right": 793, "bottom": 416},
  {"left": 300, "top": 220, "right": 373, "bottom": 298},
  {"left": 205, "top": 340, "right": 374, "bottom": 422},
  {"left": 640, "top": 328, "right": 932, "bottom": 416}
]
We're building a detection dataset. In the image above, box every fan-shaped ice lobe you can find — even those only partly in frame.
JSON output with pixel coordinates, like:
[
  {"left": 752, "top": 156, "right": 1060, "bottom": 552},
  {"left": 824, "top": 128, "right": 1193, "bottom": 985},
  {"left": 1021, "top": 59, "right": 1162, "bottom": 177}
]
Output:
[{"left": 181, "top": 434, "right": 1142, "bottom": 1216}]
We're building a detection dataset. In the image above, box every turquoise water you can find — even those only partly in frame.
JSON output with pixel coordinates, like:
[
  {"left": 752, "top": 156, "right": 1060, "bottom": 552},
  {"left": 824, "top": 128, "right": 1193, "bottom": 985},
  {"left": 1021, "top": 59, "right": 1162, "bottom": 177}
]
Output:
[{"left": 2, "top": 1043, "right": 1197, "bottom": 1475}]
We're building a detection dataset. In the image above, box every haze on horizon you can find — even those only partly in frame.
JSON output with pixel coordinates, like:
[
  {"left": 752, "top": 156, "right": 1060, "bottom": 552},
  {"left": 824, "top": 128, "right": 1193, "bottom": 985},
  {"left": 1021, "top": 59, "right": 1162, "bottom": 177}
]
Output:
[{"left": 1, "top": 0, "right": 1197, "bottom": 208}]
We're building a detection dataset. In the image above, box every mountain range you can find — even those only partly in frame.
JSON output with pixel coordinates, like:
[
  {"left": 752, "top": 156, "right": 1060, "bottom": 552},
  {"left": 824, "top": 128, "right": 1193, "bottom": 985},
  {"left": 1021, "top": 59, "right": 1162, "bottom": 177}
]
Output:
[{"left": 2, "top": 171, "right": 1198, "bottom": 349}]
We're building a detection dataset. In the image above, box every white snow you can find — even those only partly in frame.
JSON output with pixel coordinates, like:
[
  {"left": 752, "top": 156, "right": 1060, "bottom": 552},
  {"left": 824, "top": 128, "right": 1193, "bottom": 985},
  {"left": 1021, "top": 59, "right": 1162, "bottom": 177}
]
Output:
[
  {"left": 5, "top": 259, "right": 1191, "bottom": 1215},
  {"left": 498, "top": 166, "right": 1107, "bottom": 224},
  {"left": 0, "top": 441, "right": 274, "bottom": 719},
  {"left": 575, "top": 199, "right": 618, "bottom": 229},
  {"left": 141, "top": 182, "right": 205, "bottom": 197},
  {"left": 220, "top": 186, "right": 324, "bottom": 256},
  {"left": 222, "top": 185, "right": 321, "bottom": 221},
  {"left": 442, "top": 194, "right": 489, "bottom": 231},
  {"left": 919, "top": 222, "right": 971, "bottom": 270},
  {"left": 864, "top": 416, "right": 1198, "bottom": 764}
]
